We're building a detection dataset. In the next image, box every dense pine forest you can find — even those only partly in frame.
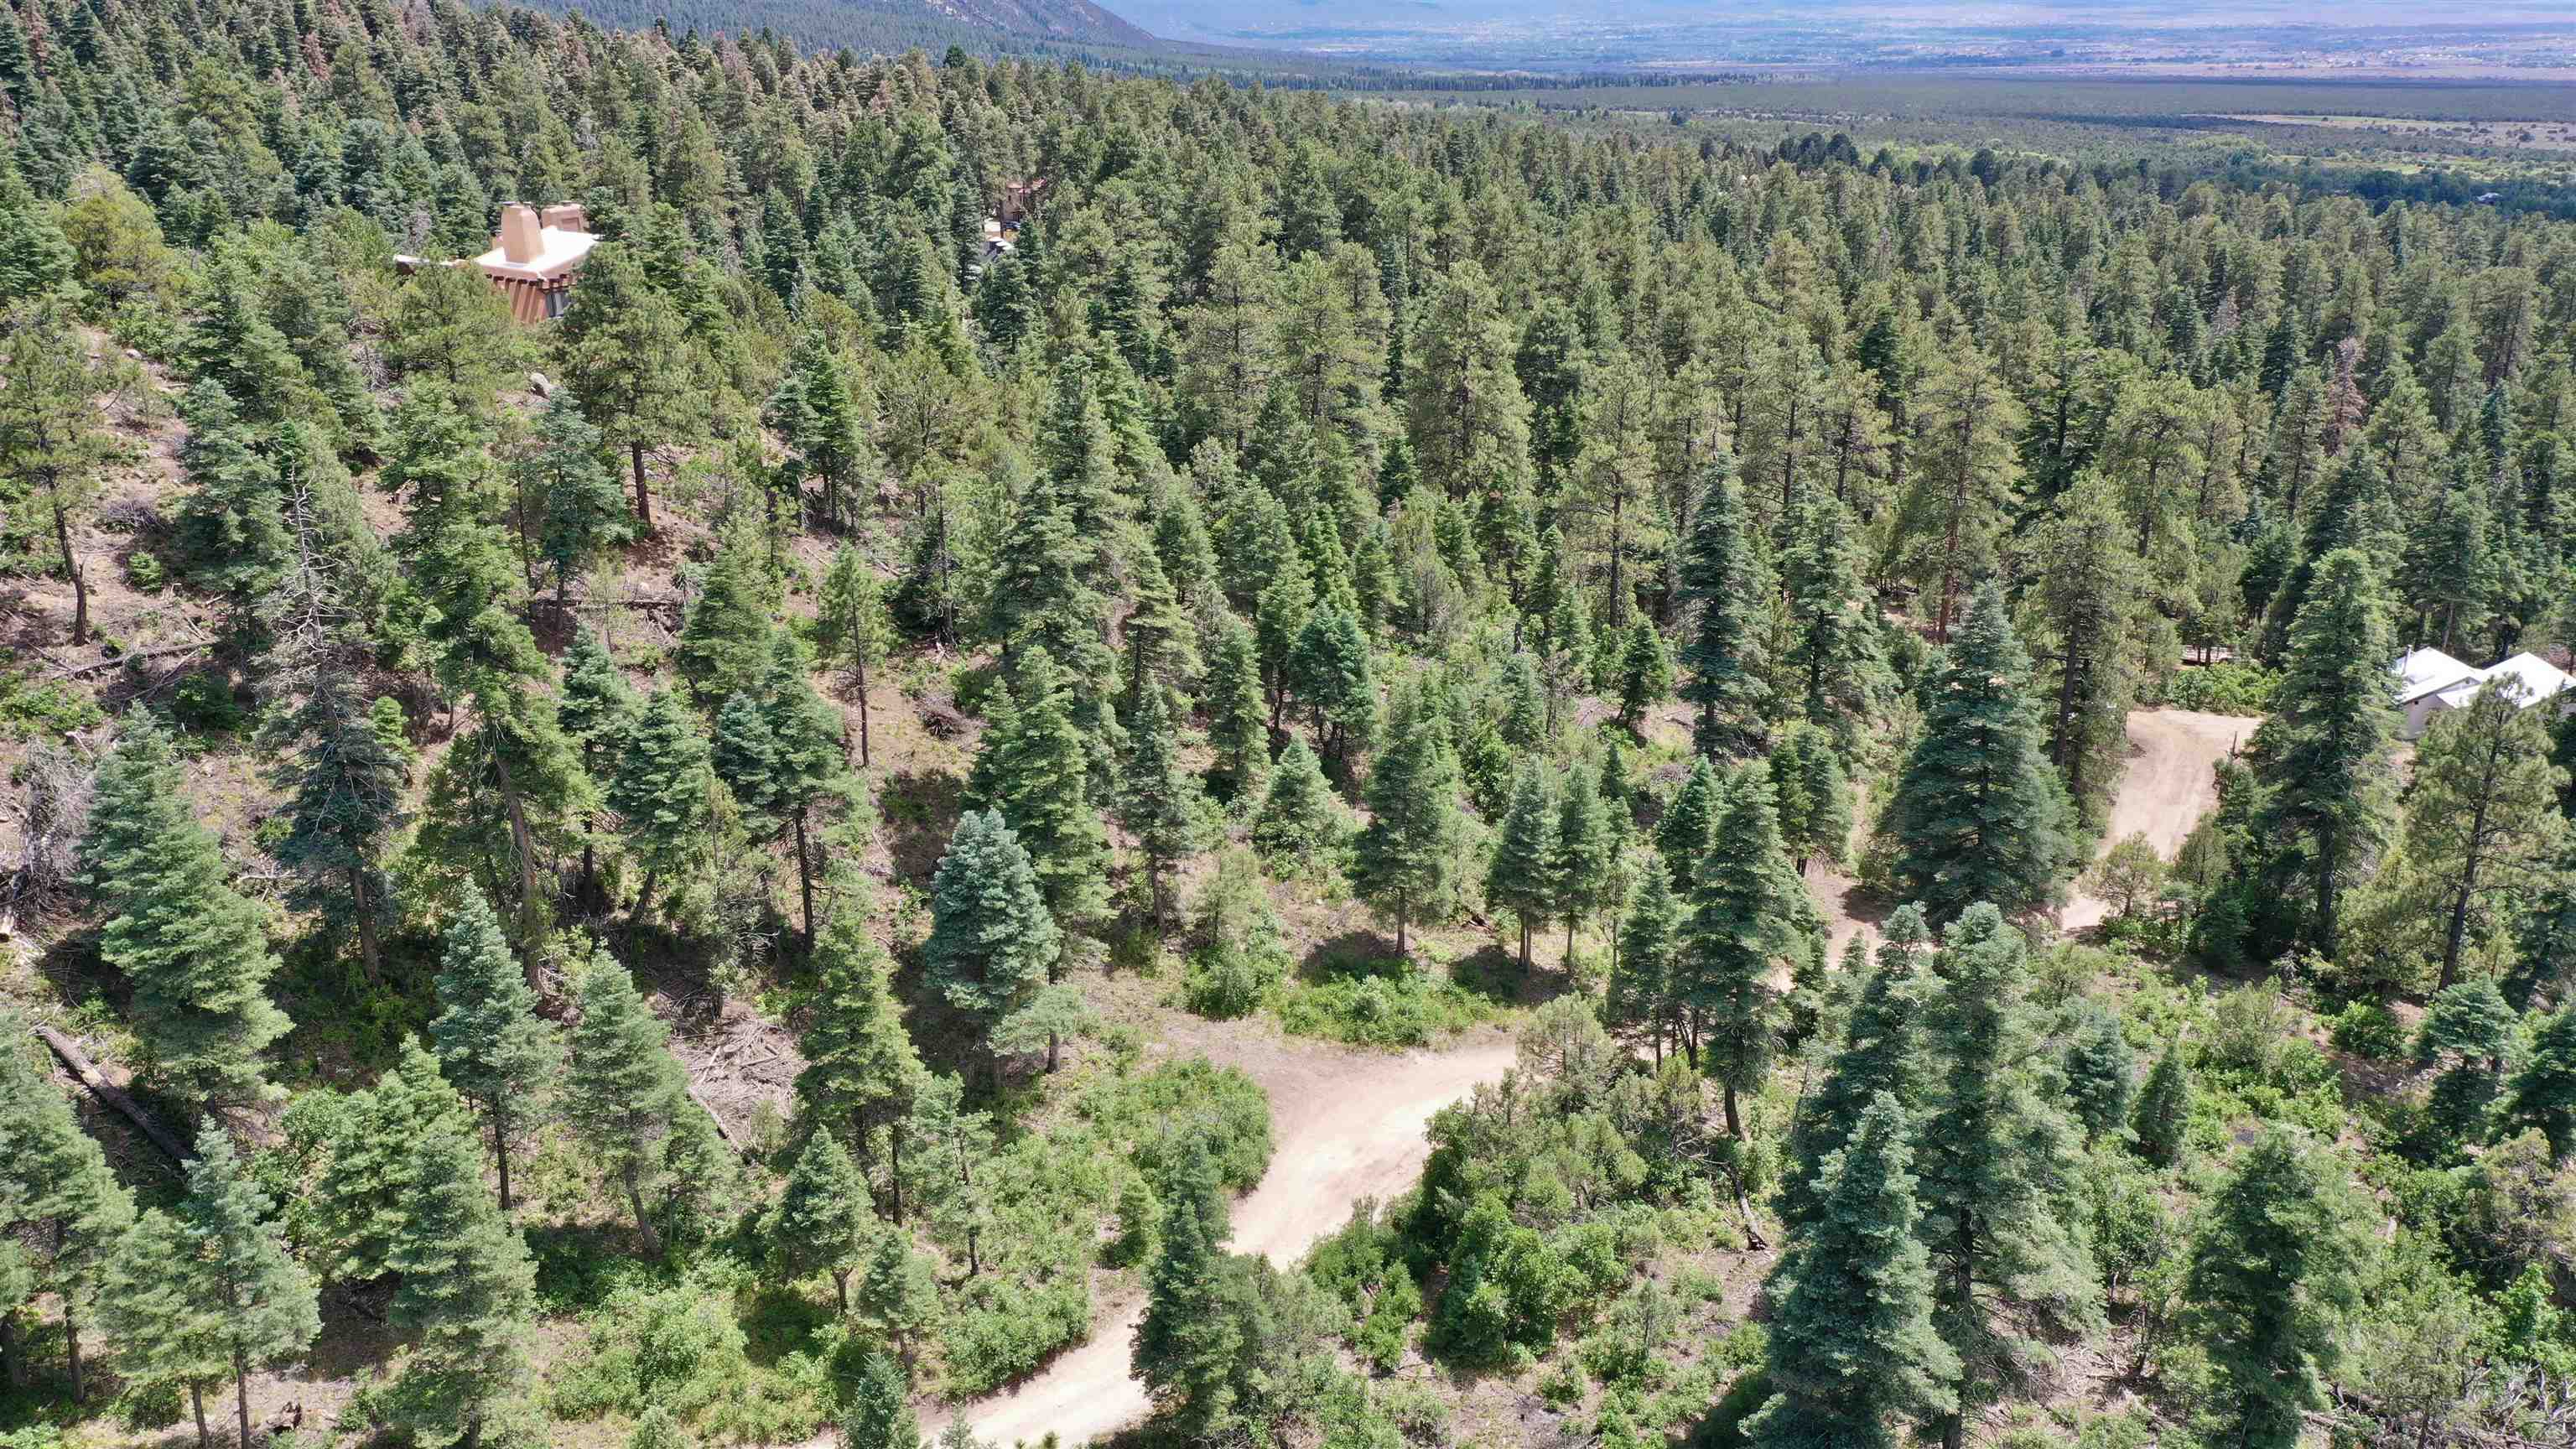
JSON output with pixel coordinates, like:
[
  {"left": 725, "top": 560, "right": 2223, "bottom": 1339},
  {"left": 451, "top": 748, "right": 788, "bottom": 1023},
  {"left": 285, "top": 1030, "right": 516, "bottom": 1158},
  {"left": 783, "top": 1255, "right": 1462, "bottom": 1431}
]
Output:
[{"left": 5, "top": 5, "right": 2576, "bottom": 1449}]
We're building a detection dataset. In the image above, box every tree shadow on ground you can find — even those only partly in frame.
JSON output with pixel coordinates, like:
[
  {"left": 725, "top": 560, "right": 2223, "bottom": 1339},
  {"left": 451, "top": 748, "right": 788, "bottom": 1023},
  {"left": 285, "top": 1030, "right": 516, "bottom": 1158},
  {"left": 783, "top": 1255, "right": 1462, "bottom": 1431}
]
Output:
[{"left": 879, "top": 766, "right": 963, "bottom": 886}]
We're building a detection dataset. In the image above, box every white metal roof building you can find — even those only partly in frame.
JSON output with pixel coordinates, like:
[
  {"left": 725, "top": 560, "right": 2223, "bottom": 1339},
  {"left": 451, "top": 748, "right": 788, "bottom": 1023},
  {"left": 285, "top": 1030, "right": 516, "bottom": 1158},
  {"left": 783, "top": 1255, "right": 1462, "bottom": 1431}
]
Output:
[{"left": 2390, "top": 647, "right": 2576, "bottom": 739}]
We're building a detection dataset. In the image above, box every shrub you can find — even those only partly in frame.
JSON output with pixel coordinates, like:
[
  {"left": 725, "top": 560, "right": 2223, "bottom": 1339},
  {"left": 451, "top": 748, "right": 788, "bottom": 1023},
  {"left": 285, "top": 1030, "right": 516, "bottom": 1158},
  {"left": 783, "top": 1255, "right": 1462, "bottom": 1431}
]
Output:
[
  {"left": 123, "top": 549, "right": 166, "bottom": 591},
  {"left": 1274, "top": 956, "right": 1504, "bottom": 1047},
  {"left": 0, "top": 669, "right": 106, "bottom": 740},
  {"left": 2329, "top": 1000, "right": 2408, "bottom": 1059},
  {"left": 2147, "top": 661, "right": 2276, "bottom": 715}
]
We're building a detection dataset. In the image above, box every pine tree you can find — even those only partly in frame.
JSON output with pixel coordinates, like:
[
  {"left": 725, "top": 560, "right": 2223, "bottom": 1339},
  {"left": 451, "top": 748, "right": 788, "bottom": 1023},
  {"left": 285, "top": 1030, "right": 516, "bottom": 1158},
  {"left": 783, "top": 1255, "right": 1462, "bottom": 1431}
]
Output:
[
  {"left": 0, "top": 1014, "right": 135, "bottom": 1401},
  {"left": 560, "top": 242, "right": 698, "bottom": 527},
  {"left": 721, "top": 634, "right": 852, "bottom": 944},
  {"left": 2399, "top": 675, "right": 2568, "bottom": 989},
  {"left": 814, "top": 543, "right": 893, "bottom": 768},
  {"left": 1202, "top": 613, "right": 1271, "bottom": 802},
  {"left": 1551, "top": 766, "right": 1618, "bottom": 967},
  {"left": 1121, "top": 685, "right": 1212, "bottom": 929},
  {"left": 518, "top": 392, "right": 631, "bottom": 606},
  {"left": 2503, "top": 1007, "right": 2576, "bottom": 1160},
  {"left": 0, "top": 303, "right": 117, "bottom": 645},
  {"left": 2250, "top": 548, "right": 2399, "bottom": 960},
  {"left": 2183, "top": 1129, "right": 2366, "bottom": 1449},
  {"left": 608, "top": 688, "right": 717, "bottom": 920},
  {"left": 1748, "top": 1095, "right": 1958, "bottom": 1449},
  {"left": 1914, "top": 905, "right": 2099, "bottom": 1449},
  {"left": 855, "top": 1228, "right": 937, "bottom": 1359},
  {"left": 0, "top": 164, "right": 75, "bottom": 300},
  {"left": 674, "top": 516, "right": 779, "bottom": 704},
  {"left": 174, "top": 1127, "right": 320, "bottom": 1449},
  {"left": 1675, "top": 454, "right": 1774, "bottom": 758},
  {"left": 843, "top": 1350, "right": 920, "bottom": 1449},
  {"left": 1613, "top": 618, "right": 1673, "bottom": 734},
  {"left": 387, "top": 1105, "right": 538, "bottom": 1449},
  {"left": 922, "top": 811, "right": 1059, "bottom": 1071},
  {"left": 2132, "top": 1039, "right": 2194, "bottom": 1167},
  {"left": 1779, "top": 906, "right": 1932, "bottom": 1234},
  {"left": 1885, "top": 580, "right": 2077, "bottom": 926},
  {"left": 2061, "top": 1006, "right": 2139, "bottom": 1144},
  {"left": 429, "top": 888, "right": 559, "bottom": 1211},
  {"left": 1778, "top": 484, "right": 1889, "bottom": 760},
  {"left": 772, "top": 1130, "right": 870, "bottom": 1312},
  {"left": 1607, "top": 858, "right": 1685, "bottom": 1065},
  {"left": 769, "top": 333, "right": 874, "bottom": 527},
  {"left": 1484, "top": 764, "right": 1563, "bottom": 972},
  {"left": 2032, "top": 471, "right": 2162, "bottom": 825},
  {"left": 969, "top": 647, "right": 1112, "bottom": 929},
  {"left": 100, "top": 1208, "right": 227, "bottom": 1447},
  {"left": 1285, "top": 605, "right": 1377, "bottom": 764},
  {"left": 1655, "top": 756, "right": 1722, "bottom": 877},
  {"left": 1250, "top": 737, "right": 1346, "bottom": 875},
  {"left": 1130, "top": 1135, "right": 1241, "bottom": 1434},
  {"left": 76, "top": 711, "right": 289, "bottom": 1111},
  {"left": 1684, "top": 770, "right": 1811, "bottom": 1135},
  {"left": 793, "top": 903, "right": 926, "bottom": 1217},
  {"left": 1768, "top": 722, "right": 1852, "bottom": 874},
  {"left": 564, "top": 954, "right": 688, "bottom": 1258},
  {"left": 1354, "top": 683, "right": 1466, "bottom": 954}
]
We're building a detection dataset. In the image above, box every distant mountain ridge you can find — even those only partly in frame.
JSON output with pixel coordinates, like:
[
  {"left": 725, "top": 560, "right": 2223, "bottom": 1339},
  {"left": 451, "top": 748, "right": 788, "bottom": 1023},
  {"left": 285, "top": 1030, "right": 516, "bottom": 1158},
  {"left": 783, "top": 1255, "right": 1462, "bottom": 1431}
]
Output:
[{"left": 906, "top": 0, "right": 1161, "bottom": 49}]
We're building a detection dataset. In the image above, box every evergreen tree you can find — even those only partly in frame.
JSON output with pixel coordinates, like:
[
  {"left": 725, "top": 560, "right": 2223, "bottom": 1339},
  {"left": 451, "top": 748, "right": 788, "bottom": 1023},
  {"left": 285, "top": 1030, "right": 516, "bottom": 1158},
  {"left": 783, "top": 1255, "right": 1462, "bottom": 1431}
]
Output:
[
  {"left": 1122, "top": 545, "right": 1201, "bottom": 720},
  {"left": 1354, "top": 683, "right": 1466, "bottom": 954},
  {"left": 1250, "top": 737, "right": 1346, "bottom": 875},
  {"left": 1748, "top": 1096, "right": 1958, "bottom": 1449},
  {"left": 174, "top": 1127, "right": 320, "bottom": 1449},
  {"left": 1130, "top": 1135, "right": 1240, "bottom": 1435},
  {"left": 0, "top": 303, "right": 117, "bottom": 645},
  {"left": 305, "top": 1042, "right": 467, "bottom": 1283},
  {"left": 1684, "top": 770, "right": 1810, "bottom": 1135},
  {"left": 922, "top": 811, "right": 1059, "bottom": 1072},
  {"left": 1551, "top": 766, "right": 1618, "bottom": 966},
  {"left": 985, "top": 354, "right": 1124, "bottom": 704},
  {"left": 2032, "top": 471, "right": 2163, "bottom": 825},
  {"left": 76, "top": 711, "right": 289, "bottom": 1111},
  {"left": 2132, "top": 1038, "right": 2194, "bottom": 1167},
  {"left": 2399, "top": 676, "right": 2568, "bottom": 989},
  {"left": 0, "top": 1014, "right": 134, "bottom": 1401},
  {"left": 0, "top": 164, "right": 74, "bottom": 299},
  {"left": 2503, "top": 1006, "right": 2576, "bottom": 1160},
  {"left": 772, "top": 1130, "right": 870, "bottom": 1313},
  {"left": 2182, "top": 1130, "right": 2366, "bottom": 1449},
  {"left": 518, "top": 392, "right": 631, "bottom": 606},
  {"left": 1607, "top": 857, "right": 1685, "bottom": 1064},
  {"left": 1915, "top": 905, "right": 2099, "bottom": 1449},
  {"left": 559, "top": 242, "right": 697, "bottom": 528},
  {"left": 722, "top": 634, "right": 852, "bottom": 944},
  {"left": 1779, "top": 906, "right": 1932, "bottom": 1234},
  {"left": 387, "top": 1105, "right": 538, "bottom": 1449},
  {"left": 1484, "top": 764, "right": 1563, "bottom": 972},
  {"left": 969, "top": 647, "right": 1112, "bottom": 929},
  {"left": 1202, "top": 613, "right": 1271, "bottom": 802},
  {"left": 1779, "top": 483, "right": 1890, "bottom": 759},
  {"left": 843, "top": 1350, "right": 920, "bottom": 1449},
  {"left": 2061, "top": 1006, "right": 2139, "bottom": 1144},
  {"left": 607, "top": 688, "right": 717, "bottom": 920},
  {"left": 674, "top": 516, "right": 779, "bottom": 704},
  {"left": 1768, "top": 723, "right": 1852, "bottom": 874},
  {"left": 769, "top": 333, "right": 874, "bottom": 527},
  {"left": 794, "top": 904, "right": 926, "bottom": 1217},
  {"left": 1122, "top": 684, "right": 1213, "bottom": 929},
  {"left": 1612, "top": 619, "right": 1673, "bottom": 734},
  {"left": 100, "top": 1209, "right": 226, "bottom": 1447},
  {"left": 1656, "top": 756, "right": 1722, "bottom": 877},
  {"left": 429, "top": 888, "right": 559, "bottom": 1211},
  {"left": 564, "top": 954, "right": 689, "bottom": 1258},
  {"left": 1885, "top": 580, "right": 2077, "bottom": 925},
  {"left": 1675, "top": 454, "right": 1774, "bottom": 758},
  {"left": 2249, "top": 548, "right": 2399, "bottom": 960},
  {"left": 2416, "top": 977, "right": 2515, "bottom": 1145},
  {"left": 855, "top": 1228, "right": 937, "bottom": 1359},
  {"left": 814, "top": 543, "right": 893, "bottom": 768},
  {"left": 1285, "top": 605, "right": 1377, "bottom": 764}
]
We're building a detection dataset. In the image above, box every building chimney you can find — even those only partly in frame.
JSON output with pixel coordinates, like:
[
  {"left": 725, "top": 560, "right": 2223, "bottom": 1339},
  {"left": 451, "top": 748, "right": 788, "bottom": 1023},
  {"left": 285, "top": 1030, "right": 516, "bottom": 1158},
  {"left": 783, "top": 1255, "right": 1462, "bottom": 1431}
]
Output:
[
  {"left": 541, "top": 203, "right": 588, "bottom": 234},
  {"left": 498, "top": 204, "right": 542, "bottom": 263}
]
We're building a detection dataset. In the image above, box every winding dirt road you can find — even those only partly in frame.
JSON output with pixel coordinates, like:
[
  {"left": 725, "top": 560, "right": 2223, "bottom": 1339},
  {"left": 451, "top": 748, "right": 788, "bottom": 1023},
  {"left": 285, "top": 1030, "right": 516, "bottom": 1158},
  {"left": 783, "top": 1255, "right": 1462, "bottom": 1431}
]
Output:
[
  {"left": 2059, "top": 707, "right": 2251, "bottom": 931},
  {"left": 940, "top": 1026, "right": 1521, "bottom": 1447}
]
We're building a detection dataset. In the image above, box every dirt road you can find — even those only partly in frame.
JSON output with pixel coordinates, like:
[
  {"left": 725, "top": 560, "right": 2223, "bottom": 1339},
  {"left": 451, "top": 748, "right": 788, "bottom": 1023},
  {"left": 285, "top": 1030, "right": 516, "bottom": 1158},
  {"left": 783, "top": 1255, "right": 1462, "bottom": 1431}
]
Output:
[
  {"left": 2059, "top": 708, "right": 2251, "bottom": 931},
  {"left": 940, "top": 1026, "right": 1522, "bottom": 1447}
]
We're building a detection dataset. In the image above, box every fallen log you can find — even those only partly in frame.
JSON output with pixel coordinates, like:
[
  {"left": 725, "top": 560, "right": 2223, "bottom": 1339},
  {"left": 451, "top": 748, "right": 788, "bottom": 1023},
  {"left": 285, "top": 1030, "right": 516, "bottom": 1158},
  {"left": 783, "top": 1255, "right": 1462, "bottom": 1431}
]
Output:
[
  {"left": 44, "top": 641, "right": 212, "bottom": 682},
  {"left": 31, "top": 1024, "right": 192, "bottom": 1162}
]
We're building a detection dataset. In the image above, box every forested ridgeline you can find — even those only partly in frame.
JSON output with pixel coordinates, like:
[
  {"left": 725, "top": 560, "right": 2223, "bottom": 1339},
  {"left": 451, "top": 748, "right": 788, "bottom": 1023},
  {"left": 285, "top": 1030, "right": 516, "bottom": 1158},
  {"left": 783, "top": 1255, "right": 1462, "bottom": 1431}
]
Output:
[{"left": 7, "top": 8, "right": 2576, "bottom": 1449}]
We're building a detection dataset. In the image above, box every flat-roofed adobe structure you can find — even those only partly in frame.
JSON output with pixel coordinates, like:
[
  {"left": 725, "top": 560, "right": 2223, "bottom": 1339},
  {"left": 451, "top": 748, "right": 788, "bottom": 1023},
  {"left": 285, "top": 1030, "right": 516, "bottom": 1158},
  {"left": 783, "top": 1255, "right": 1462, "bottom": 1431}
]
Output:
[{"left": 471, "top": 202, "right": 598, "bottom": 322}]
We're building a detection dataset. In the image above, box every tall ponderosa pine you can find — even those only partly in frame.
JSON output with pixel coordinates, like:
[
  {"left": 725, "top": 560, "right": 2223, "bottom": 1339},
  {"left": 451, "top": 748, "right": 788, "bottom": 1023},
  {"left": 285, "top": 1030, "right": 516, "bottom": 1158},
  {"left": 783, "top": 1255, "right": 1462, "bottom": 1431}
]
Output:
[
  {"left": 1675, "top": 454, "right": 1774, "bottom": 759},
  {"left": 429, "top": 888, "right": 559, "bottom": 1211},
  {"left": 1354, "top": 683, "right": 1467, "bottom": 953},
  {"left": 1749, "top": 1095, "right": 1958, "bottom": 1449},
  {"left": 2397, "top": 675, "right": 2568, "bottom": 988},
  {"left": 76, "top": 711, "right": 290, "bottom": 1111},
  {"left": 564, "top": 954, "right": 689, "bottom": 1258},
  {"left": 0, "top": 304, "right": 117, "bottom": 645},
  {"left": 1884, "top": 580, "right": 2076, "bottom": 925},
  {"left": 559, "top": 242, "right": 697, "bottom": 528}
]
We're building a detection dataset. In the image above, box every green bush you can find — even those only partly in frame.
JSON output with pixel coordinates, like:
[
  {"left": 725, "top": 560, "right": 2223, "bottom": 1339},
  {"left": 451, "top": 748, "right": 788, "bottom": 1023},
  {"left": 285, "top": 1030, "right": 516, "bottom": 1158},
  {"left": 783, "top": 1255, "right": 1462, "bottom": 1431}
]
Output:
[
  {"left": 123, "top": 549, "right": 167, "bottom": 591},
  {"left": 2147, "top": 661, "right": 2275, "bottom": 715},
  {"left": 1275, "top": 957, "right": 1504, "bottom": 1047},
  {"left": 0, "top": 662, "right": 106, "bottom": 740},
  {"left": 2329, "top": 1000, "right": 2408, "bottom": 1059}
]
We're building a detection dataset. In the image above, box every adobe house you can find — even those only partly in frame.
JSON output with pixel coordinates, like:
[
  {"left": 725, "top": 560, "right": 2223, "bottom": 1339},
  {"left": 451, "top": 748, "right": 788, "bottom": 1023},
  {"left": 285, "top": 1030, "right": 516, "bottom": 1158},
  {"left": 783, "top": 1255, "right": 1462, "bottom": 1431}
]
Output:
[{"left": 470, "top": 202, "right": 598, "bottom": 322}]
